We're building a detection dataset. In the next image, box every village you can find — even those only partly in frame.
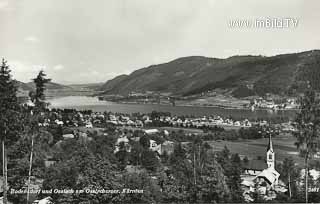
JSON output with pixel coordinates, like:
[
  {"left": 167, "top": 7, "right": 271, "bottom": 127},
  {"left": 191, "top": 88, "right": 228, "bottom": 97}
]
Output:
[
  {"left": 21, "top": 107, "right": 317, "bottom": 202},
  {"left": 250, "top": 97, "right": 299, "bottom": 110},
  {"left": 43, "top": 107, "right": 298, "bottom": 132}
]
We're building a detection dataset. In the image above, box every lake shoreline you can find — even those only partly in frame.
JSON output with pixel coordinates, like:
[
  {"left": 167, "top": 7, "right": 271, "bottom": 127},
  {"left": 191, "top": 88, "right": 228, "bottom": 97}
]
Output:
[
  {"left": 48, "top": 96, "right": 297, "bottom": 120},
  {"left": 105, "top": 99, "right": 299, "bottom": 112}
]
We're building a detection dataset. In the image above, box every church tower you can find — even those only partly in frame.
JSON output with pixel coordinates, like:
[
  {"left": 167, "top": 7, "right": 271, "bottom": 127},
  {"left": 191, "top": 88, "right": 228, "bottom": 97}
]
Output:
[{"left": 266, "top": 134, "right": 275, "bottom": 169}]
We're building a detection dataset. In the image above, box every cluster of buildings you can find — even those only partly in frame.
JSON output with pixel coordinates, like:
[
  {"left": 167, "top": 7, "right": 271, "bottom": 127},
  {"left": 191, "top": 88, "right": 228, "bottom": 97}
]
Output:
[
  {"left": 241, "top": 135, "right": 320, "bottom": 202},
  {"left": 102, "top": 113, "right": 254, "bottom": 129},
  {"left": 114, "top": 129, "right": 174, "bottom": 156},
  {"left": 48, "top": 110, "right": 255, "bottom": 130},
  {"left": 48, "top": 109, "right": 300, "bottom": 137},
  {"left": 241, "top": 136, "right": 287, "bottom": 201},
  {"left": 251, "top": 97, "right": 298, "bottom": 110},
  {"left": 165, "top": 116, "right": 252, "bottom": 128}
]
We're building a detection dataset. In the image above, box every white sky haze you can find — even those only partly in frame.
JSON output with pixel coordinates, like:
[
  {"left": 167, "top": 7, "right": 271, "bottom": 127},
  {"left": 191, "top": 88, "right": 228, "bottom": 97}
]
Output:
[{"left": 1, "top": 0, "right": 320, "bottom": 84}]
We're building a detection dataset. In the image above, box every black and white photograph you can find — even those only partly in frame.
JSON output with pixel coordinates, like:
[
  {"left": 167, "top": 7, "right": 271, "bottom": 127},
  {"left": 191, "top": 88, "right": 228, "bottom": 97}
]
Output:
[{"left": 1, "top": 0, "right": 320, "bottom": 203}]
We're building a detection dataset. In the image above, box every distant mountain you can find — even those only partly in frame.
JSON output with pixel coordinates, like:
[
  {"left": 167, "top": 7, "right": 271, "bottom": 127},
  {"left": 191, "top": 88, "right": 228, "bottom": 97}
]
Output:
[
  {"left": 69, "top": 83, "right": 104, "bottom": 91},
  {"left": 16, "top": 81, "right": 71, "bottom": 91},
  {"left": 100, "top": 50, "right": 320, "bottom": 97},
  {"left": 100, "top": 74, "right": 129, "bottom": 93},
  {"left": 26, "top": 81, "right": 71, "bottom": 90},
  {"left": 14, "top": 80, "right": 33, "bottom": 91}
]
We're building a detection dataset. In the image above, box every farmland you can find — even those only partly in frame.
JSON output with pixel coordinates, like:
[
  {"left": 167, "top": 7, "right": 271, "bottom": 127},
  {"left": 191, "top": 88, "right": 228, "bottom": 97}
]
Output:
[{"left": 205, "top": 133, "right": 305, "bottom": 166}]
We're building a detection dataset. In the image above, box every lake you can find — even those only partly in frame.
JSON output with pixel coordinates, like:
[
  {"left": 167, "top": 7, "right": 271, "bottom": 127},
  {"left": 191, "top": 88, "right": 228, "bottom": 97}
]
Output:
[{"left": 48, "top": 96, "right": 297, "bottom": 120}]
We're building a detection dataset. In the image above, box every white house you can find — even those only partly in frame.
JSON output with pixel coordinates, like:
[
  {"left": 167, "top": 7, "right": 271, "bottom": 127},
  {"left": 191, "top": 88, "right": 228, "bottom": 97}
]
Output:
[
  {"left": 55, "top": 119, "right": 64, "bottom": 125},
  {"left": 144, "top": 129, "right": 160, "bottom": 135},
  {"left": 62, "top": 134, "right": 75, "bottom": 139},
  {"left": 85, "top": 122, "right": 93, "bottom": 128}
]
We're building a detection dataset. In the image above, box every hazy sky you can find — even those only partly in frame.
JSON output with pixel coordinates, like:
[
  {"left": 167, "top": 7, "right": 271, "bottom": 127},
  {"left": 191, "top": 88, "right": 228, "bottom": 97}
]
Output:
[{"left": 1, "top": 0, "right": 320, "bottom": 84}]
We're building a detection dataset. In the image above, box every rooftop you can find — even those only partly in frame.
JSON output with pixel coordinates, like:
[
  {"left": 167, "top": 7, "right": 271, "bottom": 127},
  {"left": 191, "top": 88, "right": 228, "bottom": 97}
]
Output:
[{"left": 243, "top": 159, "right": 267, "bottom": 171}]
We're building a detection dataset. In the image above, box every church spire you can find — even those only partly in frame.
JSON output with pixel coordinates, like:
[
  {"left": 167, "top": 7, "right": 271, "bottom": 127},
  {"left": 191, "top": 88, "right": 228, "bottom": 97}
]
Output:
[
  {"left": 267, "top": 133, "right": 273, "bottom": 152},
  {"left": 266, "top": 134, "right": 275, "bottom": 169}
]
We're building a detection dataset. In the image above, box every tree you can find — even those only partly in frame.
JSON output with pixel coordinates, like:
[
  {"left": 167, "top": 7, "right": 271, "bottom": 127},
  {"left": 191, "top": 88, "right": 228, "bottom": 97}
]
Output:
[
  {"left": 139, "top": 135, "right": 150, "bottom": 149},
  {"left": 168, "top": 140, "right": 232, "bottom": 203},
  {"left": 27, "top": 70, "right": 51, "bottom": 203},
  {"left": 141, "top": 149, "right": 159, "bottom": 172},
  {"left": 216, "top": 147, "right": 244, "bottom": 202},
  {"left": 115, "top": 171, "right": 162, "bottom": 203},
  {"left": 129, "top": 141, "right": 144, "bottom": 166},
  {"left": 29, "top": 70, "right": 51, "bottom": 110},
  {"left": 197, "top": 156, "right": 231, "bottom": 203},
  {"left": 115, "top": 142, "right": 129, "bottom": 170},
  {"left": 277, "top": 157, "right": 301, "bottom": 200},
  {"left": 294, "top": 88, "right": 320, "bottom": 203},
  {"left": 228, "top": 153, "right": 244, "bottom": 202},
  {"left": 0, "top": 59, "right": 21, "bottom": 204},
  {"left": 43, "top": 137, "right": 121, "bottom": 203}
]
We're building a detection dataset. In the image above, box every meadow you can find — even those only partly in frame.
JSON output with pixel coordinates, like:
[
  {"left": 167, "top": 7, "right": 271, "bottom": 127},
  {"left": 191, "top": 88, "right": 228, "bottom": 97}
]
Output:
[{"left": 206, "top": 133, "right": 305, "bottom": 166}]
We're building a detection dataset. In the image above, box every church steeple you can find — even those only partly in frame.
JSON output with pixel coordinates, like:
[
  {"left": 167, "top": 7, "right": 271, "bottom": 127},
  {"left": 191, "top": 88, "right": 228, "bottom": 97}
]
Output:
[
  {"left": 267, "top": 134, "right": 273, "bottom": 152},
  {"left": 266, "top": 134, "right": 275, "bottom": 169}
]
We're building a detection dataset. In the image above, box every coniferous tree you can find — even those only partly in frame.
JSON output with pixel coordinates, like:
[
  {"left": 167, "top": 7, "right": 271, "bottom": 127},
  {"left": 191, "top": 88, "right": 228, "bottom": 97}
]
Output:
[
  {"left": 26, "top": 70, "right": 51, "bottom": 203},
  {"left": 277, "top": 157, "right": 301, "bottom": 200},
  {"left": 294, "top": 87, "right": 320, "bottom": 203},
  {"left": 29, "top": 70, "right": 51, "bottom": 112},
  {"left": 0, "top": 59, "right": 20, "bottom": 204},
  {"left": 216, "top": 147, "right": 244, "bottom": 202}
]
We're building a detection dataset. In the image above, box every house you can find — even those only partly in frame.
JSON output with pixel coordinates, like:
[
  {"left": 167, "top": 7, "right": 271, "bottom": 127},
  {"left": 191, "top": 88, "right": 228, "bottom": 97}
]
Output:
[
  {"left": 150, "top": 140, "right": 159, "bottom": 150},
  {"left": 255, "top": 168, "right": 280, "bottom": 187},
  {"left": 243, "top": 159, "right": 267, "bottom": 175},
  {"left": 148, "top": 140, "right": 174, "bottom": 156},
  {"left": 300, "top": 169, "right": 320, "bottom": 183},
  {"left": 55, "top": 119, "right": 64, "bottom": 125},
  {"left": 144, "top": 129, "right": 160, "bottom": 135},
  {"left": 143, "top": 116, "right": 152, "bottom": 124},
  {"left": 163, "top": 130, "right": 169, "bottom": 136},
  {"left": 62, "top": 134, "right": 74, "bottom": 139},
  {"left": 85, "top": 122, "right": 93, "bottom": 128},
  {"left": 149, "top": 139, "right": 162, "bottom": 155},
  {"left": 160, "top": 141, "right": 174, "bottom": 155},
  {"left": 234, "top": 121, "right": 241, "bottom": 126},
  {"left": 135, "top": 120, "right": 144, "bottom": 128},
  {"left": 243, "top": 119, "right": 252, "bottom": 127},
  {"left": 44, "top": 156, "right": 57, "bottom": 168},
  {"left": 114, "top": 136, "right": 131, "bottom": 153},
  {"left": 126, "top": 120, "right": 135, "bottom": 126}
]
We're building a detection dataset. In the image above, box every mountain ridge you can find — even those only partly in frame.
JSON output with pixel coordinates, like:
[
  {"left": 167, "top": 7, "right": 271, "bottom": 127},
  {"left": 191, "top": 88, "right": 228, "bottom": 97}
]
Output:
[
  {"left": 101, "top": 50, "right": 320, "bottom": 97},
  {"left": 16, "top": 80, "right": 71, "bottom": 92}
]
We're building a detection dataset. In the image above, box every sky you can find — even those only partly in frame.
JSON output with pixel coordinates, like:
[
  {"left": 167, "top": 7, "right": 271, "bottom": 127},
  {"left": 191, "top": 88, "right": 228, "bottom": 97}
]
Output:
[{"left": 0, "top": 0, "right": 320, "bottom": 84}]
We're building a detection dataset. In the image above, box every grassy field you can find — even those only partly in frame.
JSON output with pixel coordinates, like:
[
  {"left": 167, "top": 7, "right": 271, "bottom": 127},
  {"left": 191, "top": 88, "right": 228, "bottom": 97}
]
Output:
[
  {"left": 205, "top": 133, "right": 305, "bottom": 166},
  {"left": 179, "top": 94, "right": 250, "bottom": 109}
]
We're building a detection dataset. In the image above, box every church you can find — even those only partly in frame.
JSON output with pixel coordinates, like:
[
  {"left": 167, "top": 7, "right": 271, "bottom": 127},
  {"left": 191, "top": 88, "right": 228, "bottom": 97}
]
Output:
[
  {"left": 255, "top": 134, "right": 280, "bottom": 187},
  {"left": 241, "top": 135, "right": 286, "bottom": 201}
]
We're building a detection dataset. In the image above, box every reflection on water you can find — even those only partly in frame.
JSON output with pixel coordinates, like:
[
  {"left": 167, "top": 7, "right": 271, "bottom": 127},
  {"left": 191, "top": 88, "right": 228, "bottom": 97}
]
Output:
[
  {"left": 48, "top": 96, "right": 296, "bottom": 120},
  {"left": 49, "top": 96, "right": 108, "bottom": 107}
]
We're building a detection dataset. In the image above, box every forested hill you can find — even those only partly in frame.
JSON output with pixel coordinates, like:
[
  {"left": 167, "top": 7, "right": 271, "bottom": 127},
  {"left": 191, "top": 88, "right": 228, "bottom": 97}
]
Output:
[
  {"left": 15, "top": 80, "right": 71, "bottom": 91},
  {"left": 100, "top": 50, "right": 320, "bottom": 97}
]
